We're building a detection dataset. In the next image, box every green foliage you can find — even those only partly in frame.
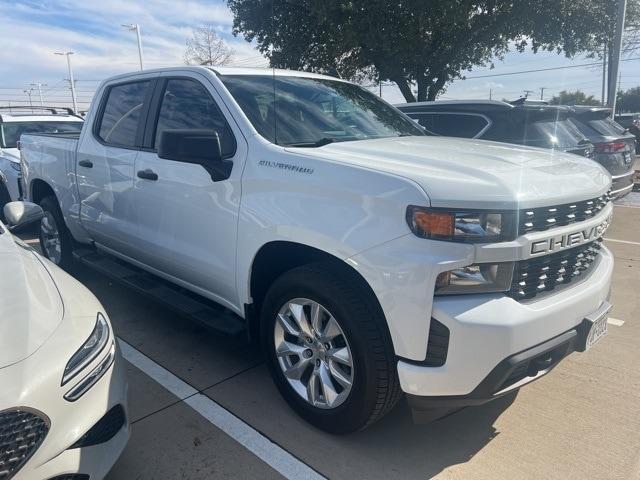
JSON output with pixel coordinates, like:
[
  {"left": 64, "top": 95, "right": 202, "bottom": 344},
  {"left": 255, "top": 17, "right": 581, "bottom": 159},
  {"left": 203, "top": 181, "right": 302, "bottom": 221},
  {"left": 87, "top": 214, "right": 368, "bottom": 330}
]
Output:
[
  {"left": 617, "top": 87, "right": 640, "bottom": 112},
  {"left": 549, "top": 90, "right": 601, "bottom": 106},
  {"left": 228, "top": 0, "right": 639, "bottom": 102}
]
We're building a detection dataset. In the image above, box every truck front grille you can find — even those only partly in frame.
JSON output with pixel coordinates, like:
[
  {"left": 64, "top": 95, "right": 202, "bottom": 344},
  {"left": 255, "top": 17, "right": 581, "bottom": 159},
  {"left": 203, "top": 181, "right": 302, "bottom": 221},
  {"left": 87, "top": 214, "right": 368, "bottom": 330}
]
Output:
[
  {"left": 518, "top": 194, "right": 610, "bottom": 234},
  {"left": 0, "top": 409, "right": 49, "bottom": 479},
  {"left": 508, "top": 241, "right": 602, "bottom": 300}
]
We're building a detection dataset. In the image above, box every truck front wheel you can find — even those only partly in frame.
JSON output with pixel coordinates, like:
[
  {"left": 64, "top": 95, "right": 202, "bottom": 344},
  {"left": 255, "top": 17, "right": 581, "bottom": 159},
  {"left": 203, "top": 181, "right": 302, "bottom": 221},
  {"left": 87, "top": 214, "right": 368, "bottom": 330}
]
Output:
[
  {"left": 38, "top": 196, "right": 74, "bottom": 269},
  {"left": 260, "top": 262, "right": 402, "bottom": 434}
]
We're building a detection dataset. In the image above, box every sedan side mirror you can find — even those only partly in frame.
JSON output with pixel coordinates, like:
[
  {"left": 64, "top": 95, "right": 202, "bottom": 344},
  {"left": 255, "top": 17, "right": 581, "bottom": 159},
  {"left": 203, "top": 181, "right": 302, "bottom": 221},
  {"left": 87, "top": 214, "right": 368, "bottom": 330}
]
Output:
[
  {"left": 158, "top": 129, "right": 232, "bottom": 182},
  {"left": 3, "top": 201, "right": 43, "bottom": 229}
]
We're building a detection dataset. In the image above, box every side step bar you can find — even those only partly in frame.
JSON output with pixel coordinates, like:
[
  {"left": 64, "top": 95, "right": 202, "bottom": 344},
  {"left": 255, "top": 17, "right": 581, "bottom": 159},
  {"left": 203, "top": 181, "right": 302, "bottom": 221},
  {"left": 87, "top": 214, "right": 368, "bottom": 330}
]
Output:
[{"left": 73, "top": 249, "right": 246, "bottom": 337}]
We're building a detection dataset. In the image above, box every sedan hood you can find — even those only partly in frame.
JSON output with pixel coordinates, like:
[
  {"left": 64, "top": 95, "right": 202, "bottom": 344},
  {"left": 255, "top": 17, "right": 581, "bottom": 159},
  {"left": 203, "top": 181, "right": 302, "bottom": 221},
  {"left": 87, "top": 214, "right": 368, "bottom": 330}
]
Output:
[
  {"left": 293, "top": 136, "right": 611, "bottom": 209},
  {"left": 0, "top": 229, "right": 63, "bottom": 369},
  {"left": 1, "top": 148, "right": 20, "bottom": 162}
]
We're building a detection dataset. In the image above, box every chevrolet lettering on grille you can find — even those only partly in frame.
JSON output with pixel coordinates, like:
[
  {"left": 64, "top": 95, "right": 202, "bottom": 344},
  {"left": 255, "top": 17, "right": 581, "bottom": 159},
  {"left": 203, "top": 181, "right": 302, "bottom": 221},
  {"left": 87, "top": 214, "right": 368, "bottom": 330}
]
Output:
[{"left": 530, "top": 215, "right": 611, "bottom": 255}]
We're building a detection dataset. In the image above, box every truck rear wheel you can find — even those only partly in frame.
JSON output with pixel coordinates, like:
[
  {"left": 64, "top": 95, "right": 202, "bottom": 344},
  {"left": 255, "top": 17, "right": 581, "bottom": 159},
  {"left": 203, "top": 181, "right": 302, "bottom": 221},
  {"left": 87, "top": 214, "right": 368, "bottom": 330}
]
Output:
[
  {"left": 260, "top": 262, "right": 402, "bottom": 434},
  {"left": 38, "top": 196, "right": 74, "bottom": 269}
]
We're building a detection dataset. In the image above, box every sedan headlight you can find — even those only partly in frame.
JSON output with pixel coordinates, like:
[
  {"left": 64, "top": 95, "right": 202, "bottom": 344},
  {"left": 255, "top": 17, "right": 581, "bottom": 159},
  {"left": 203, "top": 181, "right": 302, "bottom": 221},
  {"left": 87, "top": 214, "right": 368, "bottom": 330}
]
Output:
[
  {"left": 62, "top": 313, "right": 111, "bottom": 386},
  {"left": 406, "top": 206, "right": 514, "bottom": 243},
  {"left": 435, "top": 263, "right": 514, "bottom": 295}
]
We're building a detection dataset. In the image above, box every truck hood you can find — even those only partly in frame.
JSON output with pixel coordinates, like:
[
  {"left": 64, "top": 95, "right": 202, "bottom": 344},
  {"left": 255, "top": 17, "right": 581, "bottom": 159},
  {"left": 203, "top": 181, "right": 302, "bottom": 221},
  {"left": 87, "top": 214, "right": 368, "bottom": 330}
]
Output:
[
  {"left": 293, "top": 136, "right": 611, "bottom": 209},
  {"left": 0, "top": 229, "right": 64, "bottom": 369}
]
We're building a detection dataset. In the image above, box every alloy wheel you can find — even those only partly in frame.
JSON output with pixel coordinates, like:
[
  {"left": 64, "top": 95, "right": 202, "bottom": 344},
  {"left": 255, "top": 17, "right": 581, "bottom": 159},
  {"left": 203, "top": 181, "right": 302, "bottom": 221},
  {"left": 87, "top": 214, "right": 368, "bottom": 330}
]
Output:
[{"left": 274, "top": 298, "right": 354, "bottom": 409}]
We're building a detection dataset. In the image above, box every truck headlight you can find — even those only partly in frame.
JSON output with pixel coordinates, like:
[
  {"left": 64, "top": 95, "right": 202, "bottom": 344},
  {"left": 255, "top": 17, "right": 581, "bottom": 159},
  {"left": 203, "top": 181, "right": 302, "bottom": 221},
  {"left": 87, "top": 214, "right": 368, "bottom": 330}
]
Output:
[
  {"left": 435, "top": 263, "right": 514, "bottom": 295},
  {"left": 406, "top": 206, "right": 514, "bottom": 242},
  {"left": 9, "top": 161, "right": 21, "bottom": 172},
  {"left": 62, "top": 313, "right": 111, "bottom": 386}
]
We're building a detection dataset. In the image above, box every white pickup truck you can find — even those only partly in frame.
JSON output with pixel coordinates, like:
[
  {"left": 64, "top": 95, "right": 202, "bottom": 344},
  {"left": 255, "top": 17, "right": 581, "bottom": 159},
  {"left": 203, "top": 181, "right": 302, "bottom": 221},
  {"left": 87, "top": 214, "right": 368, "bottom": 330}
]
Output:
[{"left": 20, "top": 66, "right": 614, "bottom": 433}]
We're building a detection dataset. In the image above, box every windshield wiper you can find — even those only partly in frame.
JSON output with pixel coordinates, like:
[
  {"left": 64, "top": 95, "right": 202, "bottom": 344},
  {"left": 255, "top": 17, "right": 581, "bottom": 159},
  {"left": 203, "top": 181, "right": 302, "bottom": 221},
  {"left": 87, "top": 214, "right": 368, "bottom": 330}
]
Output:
[{"left": 284, "top": 137, "right": 336, "bottom": 148}]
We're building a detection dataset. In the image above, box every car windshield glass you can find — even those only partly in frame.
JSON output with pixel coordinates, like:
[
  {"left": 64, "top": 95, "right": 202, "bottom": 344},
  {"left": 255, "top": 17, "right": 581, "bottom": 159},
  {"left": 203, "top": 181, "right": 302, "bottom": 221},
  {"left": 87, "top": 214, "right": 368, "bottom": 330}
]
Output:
[
  {"left": 0, "top": 121, "right": 83, "bottom": 148},
  {"left": 524, "top": 119, "right": 584, "bottom": 149},
  {"left": 219, "top": 74, "right": 424, "bottom": 146}
]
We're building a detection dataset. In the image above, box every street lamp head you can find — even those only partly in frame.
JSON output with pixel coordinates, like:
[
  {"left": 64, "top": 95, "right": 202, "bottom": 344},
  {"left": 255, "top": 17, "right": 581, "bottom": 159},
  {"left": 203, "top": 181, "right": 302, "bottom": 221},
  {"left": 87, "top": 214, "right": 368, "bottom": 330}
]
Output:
[
  {"left": 54, "top": 51, "right": 74, "bottom": 56},
  {"left": 122, "top": 23, "right": 138, "bottom": 31}
]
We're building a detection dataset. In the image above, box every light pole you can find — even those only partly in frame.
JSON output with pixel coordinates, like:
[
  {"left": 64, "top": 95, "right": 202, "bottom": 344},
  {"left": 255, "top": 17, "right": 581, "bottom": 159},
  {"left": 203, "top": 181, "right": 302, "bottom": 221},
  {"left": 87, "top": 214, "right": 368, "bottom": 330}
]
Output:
[
  {"left": 54, "top": 51, "right": 78, "bottom": 114},
  {"left": 607, "top": 0, "right": 627, "bottom": 117},
  {"left": 30, "top": 83, "right": 47, "bottom": 108},
  {"left": 539, "top": 87, "right": 546, "bottom": 101},
  {"left": 122, "top": 23, "right": 144, "bottom": 70},
  {"left": 23, "top": 89, "right": 34, "bottom": 111}
]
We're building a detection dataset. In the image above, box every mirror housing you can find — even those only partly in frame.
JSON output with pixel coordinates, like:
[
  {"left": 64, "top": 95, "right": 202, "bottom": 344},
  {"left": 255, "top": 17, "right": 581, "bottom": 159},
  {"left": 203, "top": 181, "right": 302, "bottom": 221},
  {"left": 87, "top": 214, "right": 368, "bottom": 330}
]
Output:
[
  {"left": 3, "top": 201, "right": 43, "bottom": 229},
  {"left": 158, "top": 129, "right": 232, "bottom": 182}
]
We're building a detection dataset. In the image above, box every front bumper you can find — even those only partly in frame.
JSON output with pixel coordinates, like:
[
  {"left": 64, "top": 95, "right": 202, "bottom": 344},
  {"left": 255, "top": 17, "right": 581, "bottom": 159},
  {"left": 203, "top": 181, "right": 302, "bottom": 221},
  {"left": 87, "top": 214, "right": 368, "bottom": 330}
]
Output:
[
  {"left": 397, "top": 245, "right": 613, "bottom": 404},
  {"left": 3, "top": 344, "right": 129, "bottom": 480}
]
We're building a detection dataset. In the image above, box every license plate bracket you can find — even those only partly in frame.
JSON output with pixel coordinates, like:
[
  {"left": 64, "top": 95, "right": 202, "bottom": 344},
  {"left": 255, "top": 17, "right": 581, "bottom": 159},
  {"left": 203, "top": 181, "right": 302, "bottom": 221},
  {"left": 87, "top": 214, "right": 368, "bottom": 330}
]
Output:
[{"left": 578, "top": 301, "right": 611, "bottom": 352}]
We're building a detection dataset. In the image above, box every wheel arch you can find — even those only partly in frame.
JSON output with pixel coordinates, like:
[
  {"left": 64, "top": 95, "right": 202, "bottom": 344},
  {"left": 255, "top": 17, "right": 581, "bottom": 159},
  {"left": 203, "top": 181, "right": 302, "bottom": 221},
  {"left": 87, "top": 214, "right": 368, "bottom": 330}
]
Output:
[
  {"left": 30, "top": 178, "right": 57, "bottom": 206},
  {"left": 246, "top": 240, "right": 388, "bottom": 345}
]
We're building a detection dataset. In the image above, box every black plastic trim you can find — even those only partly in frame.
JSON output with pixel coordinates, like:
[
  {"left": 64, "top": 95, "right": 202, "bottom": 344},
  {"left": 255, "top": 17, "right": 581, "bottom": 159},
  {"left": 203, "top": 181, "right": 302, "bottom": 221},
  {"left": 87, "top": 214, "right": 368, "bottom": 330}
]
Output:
[{"left": 406, "top": 326, "right": 583, "bottom": 410}]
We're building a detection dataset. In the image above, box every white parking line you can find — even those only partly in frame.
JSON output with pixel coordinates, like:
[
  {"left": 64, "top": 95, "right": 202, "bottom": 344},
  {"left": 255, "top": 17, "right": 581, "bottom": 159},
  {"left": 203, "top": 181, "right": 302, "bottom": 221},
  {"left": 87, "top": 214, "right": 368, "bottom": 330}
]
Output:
[
  {"left": 605, "top": 238, "right": 640, "bottom": 246},
  {"left": 118, "top": 339, "right": 327, "bottom": 480},
  {"left": 608, "top": 318, "right": 626, "bottom": 327}
]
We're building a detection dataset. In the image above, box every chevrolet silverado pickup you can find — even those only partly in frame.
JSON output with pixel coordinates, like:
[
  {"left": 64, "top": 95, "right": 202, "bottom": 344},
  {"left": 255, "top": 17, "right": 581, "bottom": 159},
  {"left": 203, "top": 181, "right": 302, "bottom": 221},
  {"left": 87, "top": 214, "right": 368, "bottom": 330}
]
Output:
[{"left": 19, "top": 67, "right": 614, "bottom": 433}]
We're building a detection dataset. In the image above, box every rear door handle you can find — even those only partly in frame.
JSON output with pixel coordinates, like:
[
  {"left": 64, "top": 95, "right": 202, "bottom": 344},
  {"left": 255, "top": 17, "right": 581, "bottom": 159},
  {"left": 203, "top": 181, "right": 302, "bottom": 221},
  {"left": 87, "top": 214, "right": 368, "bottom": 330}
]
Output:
[
  {"left": 137, "top": 169, "right": 158, "bottom": 181},
  {"left": 78, "top": 159, "right": 93, "bottom": 168}
]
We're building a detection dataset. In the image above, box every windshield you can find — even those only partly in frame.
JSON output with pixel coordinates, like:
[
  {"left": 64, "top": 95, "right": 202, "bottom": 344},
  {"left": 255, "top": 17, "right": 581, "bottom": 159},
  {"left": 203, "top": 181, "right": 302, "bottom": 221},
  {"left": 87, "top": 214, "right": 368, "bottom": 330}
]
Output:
[
  {"left": 0, "top": 121, "right": 83, "bottom": 148},
  {"left": 219, "top": 75, "right": 424, "bottom": 146}
]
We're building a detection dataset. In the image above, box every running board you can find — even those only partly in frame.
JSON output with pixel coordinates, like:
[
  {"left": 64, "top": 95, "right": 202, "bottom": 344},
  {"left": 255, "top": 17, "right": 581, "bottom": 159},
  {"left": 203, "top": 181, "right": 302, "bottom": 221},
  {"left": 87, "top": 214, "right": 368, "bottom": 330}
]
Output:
[{"left": 73, "top": 249, "right": 246, "bottom": 337}]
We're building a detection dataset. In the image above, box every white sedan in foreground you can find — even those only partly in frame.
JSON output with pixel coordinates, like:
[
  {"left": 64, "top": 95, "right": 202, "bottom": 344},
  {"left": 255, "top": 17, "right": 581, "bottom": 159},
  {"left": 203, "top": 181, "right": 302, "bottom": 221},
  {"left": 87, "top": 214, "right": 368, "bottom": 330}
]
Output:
[{"left": 0, "top": 202, "right": 128, "bottom": 479}]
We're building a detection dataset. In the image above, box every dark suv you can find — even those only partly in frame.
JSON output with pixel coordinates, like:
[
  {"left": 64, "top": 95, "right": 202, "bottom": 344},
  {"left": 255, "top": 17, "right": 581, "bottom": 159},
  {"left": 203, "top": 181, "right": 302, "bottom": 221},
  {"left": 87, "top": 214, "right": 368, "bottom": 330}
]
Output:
[
  {"left": 569, "top": 107, "right": 635, "bottom": 197},
  {"left": 396, "top": 100, "right": 595, "bottom": 158}
]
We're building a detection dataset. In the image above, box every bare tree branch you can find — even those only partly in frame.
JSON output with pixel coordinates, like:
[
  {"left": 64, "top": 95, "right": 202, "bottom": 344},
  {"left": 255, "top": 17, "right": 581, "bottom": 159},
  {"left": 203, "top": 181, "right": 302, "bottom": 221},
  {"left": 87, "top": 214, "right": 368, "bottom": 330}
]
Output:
[{"left": 185, "top": 25, "right": 235, "bottom": 66}]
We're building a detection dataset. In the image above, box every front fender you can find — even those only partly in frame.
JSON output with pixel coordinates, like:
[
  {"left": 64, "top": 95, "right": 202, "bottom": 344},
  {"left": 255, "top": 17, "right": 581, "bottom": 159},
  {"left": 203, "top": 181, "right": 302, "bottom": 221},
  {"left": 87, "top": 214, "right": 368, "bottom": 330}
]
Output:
[{"left": 235, "top": 145, "right": 430, "bottom": 312}]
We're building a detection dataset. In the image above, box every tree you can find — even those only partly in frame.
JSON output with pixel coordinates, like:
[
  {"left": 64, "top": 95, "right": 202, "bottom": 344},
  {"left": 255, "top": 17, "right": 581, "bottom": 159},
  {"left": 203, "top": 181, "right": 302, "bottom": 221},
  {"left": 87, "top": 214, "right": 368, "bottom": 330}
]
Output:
[
  {"left": 185, "top": 25, "right": 234, "bottom": 66},
  {"left": 617, "top": 87, "right": 640, "bottom": 112},
  {"left": 228, "top": 0, "right": 639, "bottom": 102},
  {"left": 549, "top": 90, "right": 601, "bottom": 106}
]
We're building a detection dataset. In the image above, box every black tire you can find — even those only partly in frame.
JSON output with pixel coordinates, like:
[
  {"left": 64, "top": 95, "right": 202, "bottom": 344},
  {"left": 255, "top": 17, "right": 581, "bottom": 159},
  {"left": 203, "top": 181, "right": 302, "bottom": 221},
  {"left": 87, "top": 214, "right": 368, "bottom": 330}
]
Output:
[
  {"left": 38, "top": 195, "right": 74, "bottom": 269},
  {"left": 260, "top": 262, "right": 402, "bottom": 434},
  {"left": 0, "top": 180, "right": 11, "bottom": 224}
]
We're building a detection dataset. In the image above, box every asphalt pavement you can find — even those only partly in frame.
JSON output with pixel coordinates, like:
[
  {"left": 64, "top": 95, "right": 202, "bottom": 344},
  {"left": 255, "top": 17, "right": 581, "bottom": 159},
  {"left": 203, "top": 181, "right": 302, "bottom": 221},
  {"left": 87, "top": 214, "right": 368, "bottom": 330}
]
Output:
[{"left": 18, "top": 192, "right": 640, "bottom": 480}]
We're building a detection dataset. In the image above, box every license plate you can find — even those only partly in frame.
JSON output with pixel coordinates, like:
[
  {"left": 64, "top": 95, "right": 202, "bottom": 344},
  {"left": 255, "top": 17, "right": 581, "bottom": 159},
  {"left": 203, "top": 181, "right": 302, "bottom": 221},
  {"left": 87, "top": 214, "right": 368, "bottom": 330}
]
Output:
[{"left": 584, "top": 303, "right": 611, "bottom": 350}]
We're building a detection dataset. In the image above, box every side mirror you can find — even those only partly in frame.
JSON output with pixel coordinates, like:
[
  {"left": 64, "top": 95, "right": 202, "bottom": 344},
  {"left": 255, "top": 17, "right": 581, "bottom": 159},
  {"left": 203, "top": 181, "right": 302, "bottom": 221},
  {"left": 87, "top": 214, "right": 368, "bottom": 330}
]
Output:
[
  {"left": 158, "top": 129, "right": 222, "bottom": 164},
  {"left": 158, "top": 129, "right": 231, "bottom": 181},
  {"left": 3, "top": 201, "right": 43, "bottom": 229}
]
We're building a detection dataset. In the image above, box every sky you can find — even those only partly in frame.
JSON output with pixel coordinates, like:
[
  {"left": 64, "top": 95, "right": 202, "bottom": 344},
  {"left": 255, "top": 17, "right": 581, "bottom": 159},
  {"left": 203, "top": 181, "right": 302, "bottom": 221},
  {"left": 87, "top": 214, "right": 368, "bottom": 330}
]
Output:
[{"left": 0, "top": 0, "right": 638, "bottom": 109}]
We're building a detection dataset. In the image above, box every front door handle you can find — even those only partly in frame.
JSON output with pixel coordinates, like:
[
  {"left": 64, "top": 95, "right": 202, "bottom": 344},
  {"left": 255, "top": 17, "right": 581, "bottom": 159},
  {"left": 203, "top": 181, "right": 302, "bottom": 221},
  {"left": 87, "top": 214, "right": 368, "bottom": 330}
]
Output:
[
  {"left": 78, "top": 159, "right": 93, "bottom": 168},
  {"left": 137, "top": 169, "right": 158, "bottom": 181}
]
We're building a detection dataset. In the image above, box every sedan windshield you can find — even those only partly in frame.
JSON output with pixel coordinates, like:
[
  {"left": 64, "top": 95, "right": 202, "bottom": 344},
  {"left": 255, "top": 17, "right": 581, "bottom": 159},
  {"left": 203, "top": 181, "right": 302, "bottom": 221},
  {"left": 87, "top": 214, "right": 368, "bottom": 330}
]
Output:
[
  {"left": 219, "top": 75, "right": 424, "bottom": 146},
  {"left": 1, "top": 121, "right": 83, "bottom": 148}
]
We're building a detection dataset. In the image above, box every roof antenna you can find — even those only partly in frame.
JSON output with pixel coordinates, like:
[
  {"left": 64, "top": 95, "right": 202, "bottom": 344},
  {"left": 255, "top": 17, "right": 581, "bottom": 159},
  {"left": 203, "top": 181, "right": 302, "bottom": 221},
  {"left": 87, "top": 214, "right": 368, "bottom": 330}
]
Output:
[{"left": 271, "top": 0, "right": 278, "bottom": 145}]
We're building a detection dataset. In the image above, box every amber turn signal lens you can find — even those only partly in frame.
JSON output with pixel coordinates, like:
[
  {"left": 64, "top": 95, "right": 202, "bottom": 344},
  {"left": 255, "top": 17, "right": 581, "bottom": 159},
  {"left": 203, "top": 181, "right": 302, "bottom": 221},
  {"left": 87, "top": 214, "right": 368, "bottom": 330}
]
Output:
[{"left": 412, "top": 211, "right": 454, "bottom": 238}]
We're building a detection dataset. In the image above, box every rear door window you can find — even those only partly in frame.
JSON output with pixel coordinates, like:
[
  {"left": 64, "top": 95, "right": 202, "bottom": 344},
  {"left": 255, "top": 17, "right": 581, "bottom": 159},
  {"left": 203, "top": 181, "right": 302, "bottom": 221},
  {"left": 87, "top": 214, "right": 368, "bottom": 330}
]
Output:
[
  {"left": 152, "top": 78, "right": 236, "bottom": 158},
  {"left": 97, "top": 81, "right": 151, "bottom": 147}
]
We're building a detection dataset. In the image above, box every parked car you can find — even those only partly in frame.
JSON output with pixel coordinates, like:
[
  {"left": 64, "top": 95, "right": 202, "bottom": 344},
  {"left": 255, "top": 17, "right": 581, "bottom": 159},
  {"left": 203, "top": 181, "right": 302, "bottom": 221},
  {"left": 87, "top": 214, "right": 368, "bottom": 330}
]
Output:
[
  {"left": 21, "top": 67, "right": 613, "bottom": 433},
  {"left": 0, "top": 201, "right": 128, "bottom": 479},
  {"left": 614, "top": 113, "right": 640, "bottom": 153},
  {"left": 0, "top": 107, "right": 83, "bottom": 215},
  {"left": 396, "top": 100, "right": 595, "bottom": 157},
  {"left": 569, "top": 106, "right": 635, "bottom": 198}
]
